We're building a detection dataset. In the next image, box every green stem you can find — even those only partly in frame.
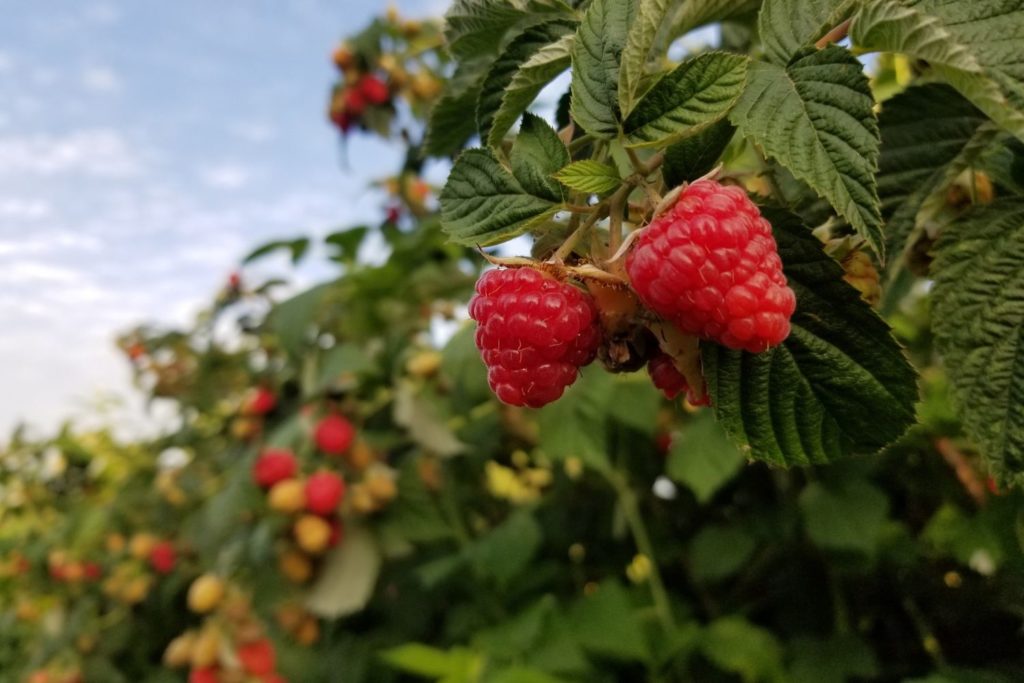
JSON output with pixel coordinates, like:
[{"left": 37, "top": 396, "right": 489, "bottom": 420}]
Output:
[{"left": 608, "top": 471, "right": 676, "bottom": 632}]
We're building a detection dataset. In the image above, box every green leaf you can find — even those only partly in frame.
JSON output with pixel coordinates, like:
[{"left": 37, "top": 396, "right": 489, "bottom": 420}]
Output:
[
  {"left": 799, "top": 479, "right": 889, "bottom": 555},
  {"left": 932, "top": 199, "right": 1024, "bottom": 485},
  {"left": 922, "top": 504, "right": 1005, "bottom": 572},
  {"left": 618, "top": 0, "right": 672, "bottom": 117},
  {"left": 440, "top": 148, "right": 558, "bottom": 246},
  {"left": 553, "top": 159, "right": 621, "bottom": 196},
  {"left": 700, "top": 617, "right": 784, "bottom": 682},
  {"left": 478, "top": 21, "right": 575, "bottom": 143},
  {"left": 569, "top": 0, "right": 634, "bottom": 139},
  {"left": 669, "top": 0, "right": 762, "bottom": 39},
  {"left": 382, "top": 643, "right": 480, "bottom": 678},
  {"left": 485, "top": 668, "right": 566, "bottom": 683},
  {"left": 425, "top": 56, "right": 492, "bottom": 158},
  {"left": 730, "top": 46, "right": 884, "bottom": 258},
  {"left": 623, "top": 52, "right": 748, "bottom": 149},
  {"left": 305, "top": 525, "right": 382, "bottom": 618},
  {"left": 488, "top": 33, "right": 574, "bottom": 148},
  {"left": 324, "top": 226, "right": 369, "bottom": 263},
  {"left": 850, "top": 0, "right": 1024, "bottom": 141},
  {"left": 662, "top": 118, "right": 736, "bottom": 187},
  {"left": 266, "top": 282, "right": 333, "bottom": 356},
  {"left": 789, "top": 635, "right": 878, "bottom": 683},
  {"left": 444, "top": 0, "right": 572, "bottom": 61},
  {"left": 468, "top": 510, "right": 542, "bottom": 584},
  {"left": 511, "top": 113, "right": 569, "bottom": 201},
  {"left": 758, "top": 0, "right": 857, "bottom": 65},
  {"left": 667, "top": 412, "right": 746, "bottom": 503},
  {"left": 877, "top": 84, "right": 996, "bottom": 266},
  {"left": 243, "top": 237, "right": 310, "bottom": 265},
  {"left": 703, "top": 211, "right": 917, "bottom": 466},
  {"left": 568, "top": 580, "right": 651, "bottom": 662},
  {"left": 688, "top": 524, "right": 757, "bottom": 582},
  {"left": 393, "top": 379, "right": 466, "bottom": 457},
  {"left": 536, "top": 367, "right": 613, "bottom": 471}
]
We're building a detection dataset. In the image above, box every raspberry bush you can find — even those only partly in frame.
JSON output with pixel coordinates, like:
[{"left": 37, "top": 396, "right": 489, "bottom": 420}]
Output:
[{"left": 3, "top": 1, "right": 1024, "bottom": 682}]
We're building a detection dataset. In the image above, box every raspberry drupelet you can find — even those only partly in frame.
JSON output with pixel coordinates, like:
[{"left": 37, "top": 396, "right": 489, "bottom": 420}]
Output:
[
  {"left": 469, "top": 267, "right": 602, "bottom": 408},
  {"left": 626, "top": 180, "right": 796, "bottom": 353}
]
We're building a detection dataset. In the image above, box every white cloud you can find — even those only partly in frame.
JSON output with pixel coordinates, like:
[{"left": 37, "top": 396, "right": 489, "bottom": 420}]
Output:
[
  {"left": 199, "top": 163, "right": 251, "bottom": 190},
  {"left": 0, "top": 198, "right": 51, "bottom": 220},
  {"left": 81, "top": 66, "right": 122, "bottom": 93},
  {"left": 0, "top": 130, "right": 141, "bottom": 177},
  {"left": 230, "top": 121, "right": 276, "bottom": 143}
]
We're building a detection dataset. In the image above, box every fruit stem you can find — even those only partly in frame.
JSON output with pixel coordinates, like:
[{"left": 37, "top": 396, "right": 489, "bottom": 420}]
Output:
[
  {"left": 551, "top": 205, "right": 608, "bottom": 262},
  {"left": 815, "top": 18, "right": 851, "bottom": 48},
  {"left": 609, "top": 471, "right": 677, "bottom": 633},
  {"left": 568, "top": 133, "right": 595, "bottom": 154},
  {"left": 609, "top": 189, "right": 625, "bottom": 253}
]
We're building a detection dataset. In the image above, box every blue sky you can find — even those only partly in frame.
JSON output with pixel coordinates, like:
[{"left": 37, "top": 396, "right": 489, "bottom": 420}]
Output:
[{"left": 0, "top": 0, "right": 445, "bottom": 436}]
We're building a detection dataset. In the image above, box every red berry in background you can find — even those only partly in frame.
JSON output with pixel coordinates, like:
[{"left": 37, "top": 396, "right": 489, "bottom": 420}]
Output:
[
  {"left": 243, "top": 387, "right": 277, "bottom": 416},
  {"left": 314, "top": 414, "right": 355, "bottom": 455},
  {"left": 648, "top": 352, "right": 688, "bottom": 400},
  {"left": 252, "top": 449, "right": 298, "bottom": 488},
  {"left": 358, "top": 74, "right": 390, "bottom": 105},
  {"left": 469, "top": 267, "right": 602, "bottom": 407},
  {"left": 149, "top": 541, "right": 176, "bottom": 575},
  {"left": 83, "top": 562, "right": 103, "bottom": 581},
  {"left": 305, "top": 471, "right": 346, "bottom": 516},
  {"left": 237, "top": 638, "right": 276, "bottom": 676},
  {"left": 189, "top": 668, "right": 220, "bottom": 683},
  {"left": 385, "top": 205, "right": 401, "bottom": 224},
  {"left": 343, "top": 87, "right": 366, "bottom": 117},
  {"left": 626, "top": 180, "right": 796, "bottom": 353}
]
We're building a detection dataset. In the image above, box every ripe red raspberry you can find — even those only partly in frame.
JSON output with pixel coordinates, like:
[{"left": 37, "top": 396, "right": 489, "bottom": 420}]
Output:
[
  {"left": 327, "top": 517, "right": 345, "bottom": 547},
  {"left": 148, "top": 541, "right": 176, "bottom": 575},
  {"left": 242, "top": 386, "right": 276, "bottom": 416},
  {"left": 237, "top": 639, "right": 276, "bottom": 676},
  {"left": 189, "top": 667, "right": 220, "bottom": 683},
  {"left": 469, "top": 267, "right": 601, "bottom": 407},
  {"left": 358, "top": 74, "right": 390, "bottom": 105},
  {"left": 314, "top": 414, "right": 355, "bottom": 455},
  {"left": 305, "top": 471, "right": 346, "bottom": 516},
  {"left": 626, "top": 180, "right": 795, "bottom": 353},
  {"left": 646, "top": 352, "right": 710, "bottom": 406},
  {"left": 253, "top": 449, "right": 298, "bottom": 488}
]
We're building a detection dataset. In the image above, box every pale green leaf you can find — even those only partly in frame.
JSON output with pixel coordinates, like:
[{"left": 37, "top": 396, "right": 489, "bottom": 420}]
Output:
[
  {"left": 624, "top": 52, "right": 748, "bottom": 148},
  {"left": 568, "top": 580, "right": 651, "bottom": 662},
  {"left": 666, "top": 412, "right": 745, "bottom": 503},
  {"left": 730, "top": 46, "right": 884, "bottom": 257},
  {"left": 669, "top": 0, "right": 762, "bottom": 39},
  {"left": 618, "top": 0, "right": 672, "bottom": 117},
  {"left": 382, "top": 643, "right": 480, "bottom": 678},
  {"left": 440, "top": 148, "right": 558, "bottom": 246},
  {"left": 703, "top": 210, "right": 917, "bottom": 466},
  {"left": 477, "top": 20, "right": 575, "bottom": 143},
  {"left": 701, "top": 617, "right": 784, "bottom": 682},
  {"left": 488, "top": 33, "right": 574, "bottom": 148},
  {"left": 569, "top": 0, "right": 634, "bottom": 139},
  {"left": 511, "top": 113, "right": 569, "bottom": 201},
  {"left": 305, "top": 525, "right": 381, "bottom": 618},
  {"left": 553, "top": 159, "right": 621, "bottom": 196},
  {"left": 932, "top": 199, "right": 1024, "bottom": 486},
  {"left": 393, "top": 379, "right": 466, "bottom": 457},
  {"left": 759, "top": 0, "right": 857, "bottom": 65}
]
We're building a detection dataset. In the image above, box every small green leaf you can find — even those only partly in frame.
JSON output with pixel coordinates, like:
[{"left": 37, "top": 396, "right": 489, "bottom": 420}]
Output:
[
  {"left": 488, "top": 33, "right": 574, "bottom": 148},
  {"left": 305, "top": 525, "right": 382, "bottom": 618},
  {"left": 688, "top": 525, "right": 757, "bottom": 582},
  {"left": 381, "top": 643, "right": 480, "bottom": 678},
  {"left": 799, "top": 479, "right": 889, "bottom": 555},
  {"left": 758, "top": 0, "right": 857, "bottom": 65},
  {"left": 618, "top": 0, "right": 672, "bottom": 117},
  {"left": 477, "top": 21, "right": 576, "bottom": 143},
  {"left": 667, "top": 412, "right": 745, "bottom": 503},
  {"left": 703, "top": 211, "right": 917, "bottom": 466},
  {"left": 624, "top": 52, "right": 747, "bottom": 149},
  {"left": 536, "top": 367, "right": 613, "bottom": 472},
  {"left": 662, "top": 118, "right": 736, "bottom": 187},
  {"left": 468, "top": 510, "right": 542, "bottom": 585},
  {"left": 324, "top": 226, "right": 369, "bottom": 263},
  {"left": 701, "top": 617, "right": 784, "bottom": 682},
  {"left": 569, "top": 580, "right": 651, "bottom": 662},
  {"left": 553, "top": 160, "right": 621, "bottom": 196},
  {"left": 440, "top": 148, "right": 557, "bottom": 246},
  {"left": 730, "top": 46, "right": 884, "bottom": 258},
  {"left": 243, "top": 237, "right": 310, "bottom": 265},
  {"left": 570, "top": 0, "right": 634, "bottom": 139},
  {"left": 932, "top": 199, "right": 1024, "bottom": 485},
  {"left": 511, "top": 113, "right": 569, "bottom": 201}
]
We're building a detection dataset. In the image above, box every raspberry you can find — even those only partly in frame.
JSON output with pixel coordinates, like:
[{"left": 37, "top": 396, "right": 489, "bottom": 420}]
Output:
[
  {"left": 358, "top": 74, "right": 390, "bottom": 105},
  {"left": 252, "top": 449, "right": 298, "bottom": 488},
  {"left": 304, "top": 471, "right": 346, "bottom": 516},
  {"left": 148, "top": 541, "right": 176, "bottom": 575},
  {"left": 469, "top": 267, "right": 601, "bottom": 407},
  {"left": 648, "top": 352, "right": 688, "bottom": 400},
  {"left": 626, "top": 180, "right": 796, "bottom": 353},
  {"left": 189, "top": 668, "right": 220, "bottom": 683},
  {"left": 242, "top": 386, "right": 276, "bottom": 416},
  {"left": 237, "top": 639, "right": 276, "bottom": 676},
  {"left": 314, "top": 414, "right": 355, "bottom": 455}
]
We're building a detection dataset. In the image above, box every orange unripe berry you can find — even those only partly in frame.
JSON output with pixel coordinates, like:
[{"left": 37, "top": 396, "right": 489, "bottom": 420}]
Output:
[
  {"left": 267, "top": 479, "right": 306, "bottom": 514},
  {"left": 190, "top": 626, "right": 221, "bottom": 669},
  {"left": 278, "top": 549, "right": 313, "bottom": 584},
  {"left": 294, "top": 515, "right": 332, "bottom": 555},
  {"left": 295, "top": 616, "right": 320, "bottom": 645},
  {"left": 163, "top": 631, "right": 197, "bottom": 668},
  {"left": 187, "top": 574, "right": 226, "bottom": 614},
  {"left": 129, "top": 532, "right": 157, "bottom": 560}
]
